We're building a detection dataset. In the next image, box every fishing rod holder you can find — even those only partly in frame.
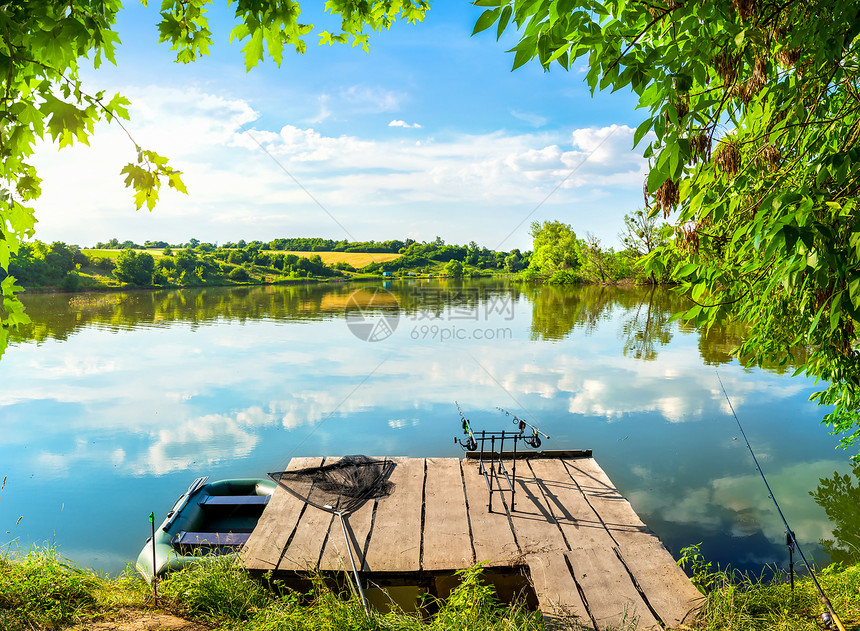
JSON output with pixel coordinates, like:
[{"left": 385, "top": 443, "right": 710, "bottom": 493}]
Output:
[
  {"left": 459, "top": 429, "right": 530, "bottom": 512},
  {"left": 454, "top": 405, "right": 549, "bottom": 513}
]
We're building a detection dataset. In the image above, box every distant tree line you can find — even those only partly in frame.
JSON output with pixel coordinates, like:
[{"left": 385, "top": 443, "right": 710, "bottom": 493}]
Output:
[
  {"left": 93, "top": 237, "right": 410, "bottom": 253},
  {"left": 121, "top": 247, "right": 342, "bottom": 287},
  {"left": 524, "top": 213, "right": 672, "bottom": 285},
  {"left": 2, "top": 241, "right": 88, "bottom": 290},
  {"left": 5, "top": 237, "right": 528, "bottom": 289},
  {"left": 360, "top": 238, "right": 528, "bottom": 276}
]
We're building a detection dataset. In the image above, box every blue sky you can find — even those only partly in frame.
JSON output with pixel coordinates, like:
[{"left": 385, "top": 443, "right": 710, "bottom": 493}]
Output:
[{"left": 32, "top": 2, "right": 647, "bottom": 251}]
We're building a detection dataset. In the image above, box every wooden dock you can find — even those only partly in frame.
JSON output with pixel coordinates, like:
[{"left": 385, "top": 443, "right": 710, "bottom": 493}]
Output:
[{"left": 242, "top": 453, "right": 702, "bottom": 630}]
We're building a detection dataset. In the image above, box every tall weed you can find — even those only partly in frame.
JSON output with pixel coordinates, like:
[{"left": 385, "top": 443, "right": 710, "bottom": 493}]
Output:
[{"left": 0, "top": 546, "right": 101, "bottom": 630}]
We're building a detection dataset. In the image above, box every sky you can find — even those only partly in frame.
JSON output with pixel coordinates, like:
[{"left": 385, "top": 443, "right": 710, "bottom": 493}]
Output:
[{"left": 31, "top": 2, "right": 648, "bottom": 251}]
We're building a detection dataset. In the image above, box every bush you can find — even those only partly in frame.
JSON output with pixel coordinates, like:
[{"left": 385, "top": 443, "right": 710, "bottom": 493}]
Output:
[
  {"left": 114, "top": 249, "right": 155, "bottom": 286},
  {"left": 547, "top": 269, "right": 578, "bottom": 285},
  {"left": 92, "top": 257, "right": 116, "bottom": 272},
  {"left": 61, "top": 271, "right": 80, "bottom": 291},
  {"left": 519, "top": 267, "right": 542, "bottom": 282},
  {"left": 229, "top": 267, "right": 251, "bottom": 282}
]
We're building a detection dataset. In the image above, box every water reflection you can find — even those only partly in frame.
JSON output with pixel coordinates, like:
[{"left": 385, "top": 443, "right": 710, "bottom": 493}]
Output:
[
  {"left": 811, "top": 463, "right": 860, "bottom": 564},
  {"left": 1, "top": 280, "right": 852, "bottom": 575},
  {"left": 619, "top": 286, "right": 678, "bottom": 361}
]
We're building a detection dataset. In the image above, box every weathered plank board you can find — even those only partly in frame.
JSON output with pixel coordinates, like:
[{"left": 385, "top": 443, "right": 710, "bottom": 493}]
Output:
[
  {"left": 526, "top": 458, "right": 617, "bottom": 551},
  {"left": 460, "top": 458, "right": 519, "bottom": 565},
  {"left": 563, "top": 458, "right": 702, "bottom": 628},
  {"left": 242, "top": 456, "right": 322, "bottom": 571},
  {"left": 277, "top": 457, "right": 338, "bottom": 572},
  {"left": 421, "top": 457, "right": 474, "bottom": 571},
  {"left": 317, "top": 493, "right": 378, "bottom": 573},
  {"left": 527, "top": 553, "right": 592, "bottom": 631},
  {"left": 506, "top": 470, "right": 569, "bottom": 555},
  {"left": 564, "top": 547, "right": 661, "bottom": 630},
  {"left": 362, "top": 457, "right": 424, "bottom": 572}
]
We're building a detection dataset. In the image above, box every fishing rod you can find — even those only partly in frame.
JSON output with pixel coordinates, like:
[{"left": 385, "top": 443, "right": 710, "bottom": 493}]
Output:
[
  {"left": 496, "top": 407, "right": 549, "bottom": 448},
  {"left": 454, "top": 401, "right": 478, "bottom": 451},
  {"left": 717, "top": 372, "right": 845, "bottom": 631}
]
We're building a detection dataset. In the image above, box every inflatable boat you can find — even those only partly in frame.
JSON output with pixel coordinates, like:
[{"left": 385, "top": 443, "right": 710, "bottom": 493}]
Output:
[{"left": 135, "top": 476, "right": 275, "bottom": 582}]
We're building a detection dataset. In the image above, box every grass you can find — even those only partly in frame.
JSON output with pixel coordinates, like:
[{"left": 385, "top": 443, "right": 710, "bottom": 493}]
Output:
[
  {"left": 0, "top": 546, "right": 148, "bottom": 631},
  {"left": 677, "top": 542, "right": 860, "bottom": 631},
  {"left": 0, "top": 550, "right": 542, "bottom": 631},
  {"left": 277, "top": 251, "right": 401, "bottom": 267},
  {"left": 82, "top": 248, "right": 166, "bottom": 260},
  {"left": 691, "top": 563, "right": 860, "bottom": 631},
  {"left": 2, "top": 546, "right": 858, "bottom": 631},
  {"left": 159, "top": 559, "right": 545, "bottom": 631}
]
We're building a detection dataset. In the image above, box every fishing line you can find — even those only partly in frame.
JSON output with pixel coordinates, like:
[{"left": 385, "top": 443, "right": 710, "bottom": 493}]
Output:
[{"left": 716, "top": 371, "right": 845, "bottom": 631}]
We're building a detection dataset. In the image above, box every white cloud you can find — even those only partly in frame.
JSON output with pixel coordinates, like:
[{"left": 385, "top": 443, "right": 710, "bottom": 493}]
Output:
[
  {"left": 629, "top": 459, "right": 852, "bottom": 550},
  {"left": 30, "top": 86, "right": 647, "bottom": 247},
  {"left": 389, "top": 119, "right": 422, "bottom": 128}
]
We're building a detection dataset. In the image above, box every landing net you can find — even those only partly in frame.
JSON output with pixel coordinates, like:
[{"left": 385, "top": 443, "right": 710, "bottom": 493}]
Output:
[{"left": 268, "top": 455, "right": 396, "bottom": 515}]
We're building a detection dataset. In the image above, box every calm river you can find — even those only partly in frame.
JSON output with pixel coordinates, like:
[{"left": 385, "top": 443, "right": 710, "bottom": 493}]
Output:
[{"left": 1, "top": 279, "right": 856, "bottom": 575}]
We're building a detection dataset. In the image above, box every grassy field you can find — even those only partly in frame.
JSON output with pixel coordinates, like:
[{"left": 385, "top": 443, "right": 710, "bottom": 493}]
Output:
[
  {"left": 279, "top": 251, "right": 401, "bottom": 267},
  {"left": 82, "top": 248, "right": 165, "bottom": 260},
  {"left": 81, "top": 249, "right": 401, "bottom": 268}
]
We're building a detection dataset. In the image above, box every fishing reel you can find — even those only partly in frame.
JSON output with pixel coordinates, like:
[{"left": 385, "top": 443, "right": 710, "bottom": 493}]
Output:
[
  {"left": 518, "top": 420, "right": 542, "bottom": 448},
  {"left": 501, "top": 408, "right": 549, "bottom": 449},
  {"left": 455, "top": 435, "right": 478, "bottom": 451},
  {"left": 455, "top": 416, "right": 478, "bottom": 451}
]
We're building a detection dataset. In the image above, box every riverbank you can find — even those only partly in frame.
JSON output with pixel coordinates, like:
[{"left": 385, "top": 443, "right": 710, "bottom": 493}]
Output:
[
  {"left": 0, "top": 549, "right": 541, "bottom": 631},
  {"left": 2, "top": 548, "right": 858, "bottom": 630}
]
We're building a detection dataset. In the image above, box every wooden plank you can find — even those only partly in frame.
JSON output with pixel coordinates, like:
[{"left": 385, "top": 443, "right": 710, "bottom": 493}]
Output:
[
  {"left": 564, "top": 458, "right": 703, "bottom": 628},
  {"left": 564, "top": 548, "right": 661, "bottom": 631},
  {"left": 527, "top": 553, "right": 593, "bottom": 631},
  {"left": 526, "top": 458, "right": 617, "bottom": 551},
  {"left": 421, "top": 457, "right": 474, "bottom": 571},
  {"left": 277, "top": 457, "right": 338, "bottom": 572},
  {"left": 460, "top": 458, "right": 519, "bottom": 565},
  {"left": 242, "top": 456, "right": 322, "bottom": 571},
  {"left": 362, "top": 457, "right": 424, "bottom": 572},
  {"left": 562, "top": 458, "right": 651, "bottom": 540},
  {"left": 506, "top": 464, "right": 568, "bottom": 555}
]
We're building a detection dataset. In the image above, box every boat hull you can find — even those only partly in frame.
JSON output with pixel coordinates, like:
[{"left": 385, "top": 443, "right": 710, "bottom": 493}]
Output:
[{"left": 135, "top": 477, "right": 275, "bottom": 582}]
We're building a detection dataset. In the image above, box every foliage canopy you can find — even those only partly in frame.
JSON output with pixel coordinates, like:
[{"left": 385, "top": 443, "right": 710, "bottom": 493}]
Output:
[{"left": 479, "top": 0, "right": 860, "bottom": 453}]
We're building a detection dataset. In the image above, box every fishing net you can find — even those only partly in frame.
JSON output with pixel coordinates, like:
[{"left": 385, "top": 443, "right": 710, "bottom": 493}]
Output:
[{"left": 268, "top": 455, "right": 396, "bottom": 515}]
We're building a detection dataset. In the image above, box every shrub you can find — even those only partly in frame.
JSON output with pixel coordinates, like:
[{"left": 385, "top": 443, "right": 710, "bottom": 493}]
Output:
[{"left": 229, "top": 267, "right": 251, "bottom": 282}]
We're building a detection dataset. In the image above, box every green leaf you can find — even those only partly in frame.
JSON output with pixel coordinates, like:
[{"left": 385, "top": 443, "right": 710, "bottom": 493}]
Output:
[
  {"left": 646, "top": 164, "right": 668, "bottom": 194},
  {"left": 633, "top": 118, "right": 654, "bottom": 147},
  {"left": 849, "top": 273, "right": 860, "bottom": 309},
  {"left": 242, "top": 27, "right": 265, "bottom": 71},
  {"left": 497, "top": 6, "right": 512, "bottom": 40},
  {"left": 473, "top": 8, "right": 501, "bottom": 35}
]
